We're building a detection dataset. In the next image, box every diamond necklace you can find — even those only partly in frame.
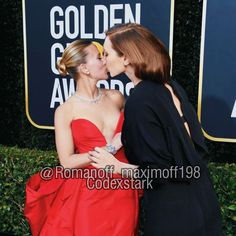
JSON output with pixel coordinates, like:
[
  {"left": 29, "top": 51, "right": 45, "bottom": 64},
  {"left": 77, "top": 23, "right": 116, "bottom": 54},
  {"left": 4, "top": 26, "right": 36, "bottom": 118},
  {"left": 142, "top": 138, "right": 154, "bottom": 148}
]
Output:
[{"left": 74, "top": 88, "right": 103, "bottom": 104}]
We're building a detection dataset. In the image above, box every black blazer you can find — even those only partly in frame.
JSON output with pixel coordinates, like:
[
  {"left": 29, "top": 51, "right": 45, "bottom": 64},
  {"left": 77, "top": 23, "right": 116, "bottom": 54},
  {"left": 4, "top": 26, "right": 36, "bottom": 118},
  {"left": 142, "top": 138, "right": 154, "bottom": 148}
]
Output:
[
  {"left": 122, "top": 79, "right": 208, "bottom": 179},
  {"left": 121, "top": 80, "right": 222, "bottom": 236}
]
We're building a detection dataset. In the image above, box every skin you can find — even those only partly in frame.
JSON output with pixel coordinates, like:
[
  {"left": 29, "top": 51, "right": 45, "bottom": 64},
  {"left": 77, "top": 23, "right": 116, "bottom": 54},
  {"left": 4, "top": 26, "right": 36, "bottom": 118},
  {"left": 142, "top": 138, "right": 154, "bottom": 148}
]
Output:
[
  {"left": 54, "top": 44, "right": 125, "bottom": 169},
  {"left": 89, "top": 36, "right": 191, "bottom": 175},
  {"left": 89, "top": 37, "right": 141, "bottom": 174}
]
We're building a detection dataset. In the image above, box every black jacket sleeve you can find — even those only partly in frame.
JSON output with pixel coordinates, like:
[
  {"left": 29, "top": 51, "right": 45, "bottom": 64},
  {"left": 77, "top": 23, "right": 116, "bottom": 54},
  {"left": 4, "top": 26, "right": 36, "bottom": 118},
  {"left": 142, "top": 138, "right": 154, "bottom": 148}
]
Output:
[{"left": 123, "top": 101, "right": 173, "bottom": 170}]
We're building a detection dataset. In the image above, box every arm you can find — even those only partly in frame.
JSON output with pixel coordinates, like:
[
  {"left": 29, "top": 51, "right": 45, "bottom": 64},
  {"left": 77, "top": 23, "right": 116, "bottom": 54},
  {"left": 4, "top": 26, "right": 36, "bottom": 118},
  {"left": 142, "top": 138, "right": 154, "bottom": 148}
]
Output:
[
  {"left": 124, "top": 100, "right": 201, "bottom": 183},
  {"left": 124, "top": 102, "right": 173, "bottom": 170},
  {"left": 54, "top": 105, "right": 92, "bottom": 169},
  {"left": 88, "top": 102, "right": 173, "bottom": 179}
]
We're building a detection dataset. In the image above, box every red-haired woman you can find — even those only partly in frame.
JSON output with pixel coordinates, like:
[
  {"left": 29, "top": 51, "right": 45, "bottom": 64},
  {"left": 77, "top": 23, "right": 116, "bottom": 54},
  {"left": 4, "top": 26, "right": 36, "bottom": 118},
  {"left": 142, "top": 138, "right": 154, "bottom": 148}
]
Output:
[{"left": 89, "top": 23, "right": 222, "bottom": 236}]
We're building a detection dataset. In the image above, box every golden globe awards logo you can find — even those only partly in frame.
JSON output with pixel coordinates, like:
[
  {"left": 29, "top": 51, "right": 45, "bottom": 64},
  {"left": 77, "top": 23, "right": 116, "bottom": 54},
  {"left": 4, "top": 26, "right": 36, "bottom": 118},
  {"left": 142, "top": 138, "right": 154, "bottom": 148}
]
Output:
[
  {"left": 49, "top": 4, "right": 141, "bottom": 108},
  {"left": 231, "top": 101, "right": 236, "bottom": 118},
  {"left": 22, "top": 0, "right": 174, "bottom": 128}
]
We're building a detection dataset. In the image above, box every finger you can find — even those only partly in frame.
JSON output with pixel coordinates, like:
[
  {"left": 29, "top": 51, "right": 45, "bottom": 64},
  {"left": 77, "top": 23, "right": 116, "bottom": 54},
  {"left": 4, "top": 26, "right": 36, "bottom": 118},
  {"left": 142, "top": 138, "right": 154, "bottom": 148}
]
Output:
[
  {"left": 88, "top": 155, "right": 100, "bottom": 163},
  {"left": 94, "top": 147, "right": 103, "bottom": 153},
  {"left": 97, "top": 148, "right": 109, "bottom": 155},
  {"left": 88, "top": 151, "right": 100, "bottom": 158}
]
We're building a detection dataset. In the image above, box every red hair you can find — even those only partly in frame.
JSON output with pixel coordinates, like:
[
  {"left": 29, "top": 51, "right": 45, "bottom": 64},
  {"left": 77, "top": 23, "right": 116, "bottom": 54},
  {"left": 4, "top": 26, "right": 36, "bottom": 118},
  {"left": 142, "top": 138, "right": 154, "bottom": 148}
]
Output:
[{"left": 106, "top": 23, "right": 171, "bottom": 83}]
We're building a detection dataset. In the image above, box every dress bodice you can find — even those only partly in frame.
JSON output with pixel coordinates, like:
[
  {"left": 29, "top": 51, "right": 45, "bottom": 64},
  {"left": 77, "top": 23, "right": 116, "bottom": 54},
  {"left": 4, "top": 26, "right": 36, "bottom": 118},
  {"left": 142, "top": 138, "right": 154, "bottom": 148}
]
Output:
[{"left": 70, "top": 112, "right": 127, "bottom": 163}]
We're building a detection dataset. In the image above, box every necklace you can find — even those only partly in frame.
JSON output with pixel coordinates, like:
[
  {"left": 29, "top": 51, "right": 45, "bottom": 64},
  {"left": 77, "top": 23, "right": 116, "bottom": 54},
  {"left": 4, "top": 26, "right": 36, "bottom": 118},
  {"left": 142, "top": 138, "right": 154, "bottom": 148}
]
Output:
[{"left": 74, "top": 88, "right": 103, "bottom": 104}]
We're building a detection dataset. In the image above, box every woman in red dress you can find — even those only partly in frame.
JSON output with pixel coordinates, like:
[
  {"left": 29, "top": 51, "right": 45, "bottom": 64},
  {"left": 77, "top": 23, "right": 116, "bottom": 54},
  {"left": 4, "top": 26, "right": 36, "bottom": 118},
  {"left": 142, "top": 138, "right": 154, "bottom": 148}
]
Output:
[{"left": 24, "top": 40, "right": 139, "bottom": 236}]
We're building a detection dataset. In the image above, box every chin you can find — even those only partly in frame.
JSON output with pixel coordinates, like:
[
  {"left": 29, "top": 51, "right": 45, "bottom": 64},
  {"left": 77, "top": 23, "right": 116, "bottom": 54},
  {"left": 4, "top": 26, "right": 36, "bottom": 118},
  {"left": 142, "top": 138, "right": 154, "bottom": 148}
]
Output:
[
  {"left": 108, "top": 71, "right": 117, "bottom": 78},
  {"left": 109, "top": 69, "right": 124, "bottom": 78},
  {"left": 98, "top": 75, "right": 109, "bottom": 81}
]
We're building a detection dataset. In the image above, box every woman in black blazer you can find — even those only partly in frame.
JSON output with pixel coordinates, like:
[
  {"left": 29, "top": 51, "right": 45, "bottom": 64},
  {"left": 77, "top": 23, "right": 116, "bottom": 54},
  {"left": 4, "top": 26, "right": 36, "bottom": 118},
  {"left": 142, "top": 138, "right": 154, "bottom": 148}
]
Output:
[{"left": 89, "top": 23, "right": 222, "bottom": 236}]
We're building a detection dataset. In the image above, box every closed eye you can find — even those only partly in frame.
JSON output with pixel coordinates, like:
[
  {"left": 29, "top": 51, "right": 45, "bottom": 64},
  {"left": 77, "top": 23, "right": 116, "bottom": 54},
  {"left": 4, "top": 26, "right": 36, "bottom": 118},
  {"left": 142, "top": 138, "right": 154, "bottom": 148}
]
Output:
[{"left": 103, "top": 51, "right": 108, "bottom": 57}]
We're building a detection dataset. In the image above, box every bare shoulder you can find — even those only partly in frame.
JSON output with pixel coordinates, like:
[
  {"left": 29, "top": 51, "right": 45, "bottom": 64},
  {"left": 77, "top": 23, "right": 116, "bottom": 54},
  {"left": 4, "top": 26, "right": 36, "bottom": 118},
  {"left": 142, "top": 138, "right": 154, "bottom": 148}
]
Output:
[
  {"left": 103, "top": 88, "right": 124, "bottom": 98},
  {"left": 54, "top": 100, "right": 73, "bottom": 125},
  {"left": 102, "top": 88, "right": 125, "bottom": 110}
]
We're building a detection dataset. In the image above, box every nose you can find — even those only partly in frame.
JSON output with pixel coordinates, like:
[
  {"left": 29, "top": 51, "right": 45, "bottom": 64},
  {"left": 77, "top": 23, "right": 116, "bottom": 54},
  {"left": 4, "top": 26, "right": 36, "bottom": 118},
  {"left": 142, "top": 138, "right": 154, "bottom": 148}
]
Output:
[{"left": 102, "top": 56, "right": 106, "bottom": 65}]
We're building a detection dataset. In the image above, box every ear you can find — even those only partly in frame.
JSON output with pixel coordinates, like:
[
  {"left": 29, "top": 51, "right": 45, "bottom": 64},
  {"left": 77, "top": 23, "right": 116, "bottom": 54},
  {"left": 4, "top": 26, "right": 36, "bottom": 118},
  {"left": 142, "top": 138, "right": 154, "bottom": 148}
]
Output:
[
  {"left": 78, "top": 64, "right": 90, "bottom": 75},
  {"left": 123, "top": 55, "right": 130, "bottom": 66}
]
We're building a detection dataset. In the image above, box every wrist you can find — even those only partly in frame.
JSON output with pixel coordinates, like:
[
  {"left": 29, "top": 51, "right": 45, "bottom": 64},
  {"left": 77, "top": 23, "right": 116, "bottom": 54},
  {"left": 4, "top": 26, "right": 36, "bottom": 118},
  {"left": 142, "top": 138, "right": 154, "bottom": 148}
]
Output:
[
  {"left": 114, "top": 160, "right": 122, "bottom": 174},
  {"left": 105, "top": 144, "right": 117, "bottom": 155}
]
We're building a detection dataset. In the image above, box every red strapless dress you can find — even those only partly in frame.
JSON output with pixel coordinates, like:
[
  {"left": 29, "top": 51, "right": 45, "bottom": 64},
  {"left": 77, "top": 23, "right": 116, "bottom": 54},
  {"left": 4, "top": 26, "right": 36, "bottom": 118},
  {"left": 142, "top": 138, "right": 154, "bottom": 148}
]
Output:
[{"left": 24, "top": 112, "right": 139, "bottom": 236}]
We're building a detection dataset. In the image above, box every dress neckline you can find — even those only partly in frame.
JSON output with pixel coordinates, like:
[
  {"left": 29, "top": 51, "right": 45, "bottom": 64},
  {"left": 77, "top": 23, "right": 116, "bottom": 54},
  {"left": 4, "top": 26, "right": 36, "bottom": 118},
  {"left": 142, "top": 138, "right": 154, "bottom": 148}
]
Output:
[{"left": 71, "top": 112, "right": 123, "bottom": 144}]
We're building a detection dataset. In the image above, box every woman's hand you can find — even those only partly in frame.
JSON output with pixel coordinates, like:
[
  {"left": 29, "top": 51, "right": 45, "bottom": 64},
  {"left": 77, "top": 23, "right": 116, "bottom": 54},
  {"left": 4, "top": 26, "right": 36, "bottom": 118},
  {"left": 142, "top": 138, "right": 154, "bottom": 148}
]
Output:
[{"left": 88, "top": 147, "right": 122, "bottom": 174}]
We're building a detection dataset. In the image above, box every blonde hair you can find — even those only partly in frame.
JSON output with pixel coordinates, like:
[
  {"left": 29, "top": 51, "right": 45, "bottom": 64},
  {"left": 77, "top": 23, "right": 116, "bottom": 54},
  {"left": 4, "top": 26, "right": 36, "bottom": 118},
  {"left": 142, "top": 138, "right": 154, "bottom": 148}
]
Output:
[
  {"left": 57, "top": 40, "right": 103, "bottom": 80},
  {"left": 106, "top": 23, "right": 171, "bottom": 83}
]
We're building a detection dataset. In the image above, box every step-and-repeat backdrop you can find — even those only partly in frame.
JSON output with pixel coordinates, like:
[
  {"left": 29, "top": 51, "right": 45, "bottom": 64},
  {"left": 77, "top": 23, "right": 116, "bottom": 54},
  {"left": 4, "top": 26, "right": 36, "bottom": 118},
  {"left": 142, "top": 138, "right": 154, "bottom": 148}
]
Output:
[
  {"left": 198, "top": 0, "right": 236, "bottom": 142},
  {"left": 23, "top": 0, "right": 236, "bottom": 143},
  {"left": 23, "top": 0, "right": 174, "bottom": 129}
]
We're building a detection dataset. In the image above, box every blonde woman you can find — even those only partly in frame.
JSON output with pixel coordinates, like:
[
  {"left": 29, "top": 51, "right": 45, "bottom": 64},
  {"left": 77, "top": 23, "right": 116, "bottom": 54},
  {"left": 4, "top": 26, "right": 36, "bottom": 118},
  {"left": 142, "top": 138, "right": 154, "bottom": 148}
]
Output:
[{"left": 24, "top": 40, "right": 139, "bottom": 236}]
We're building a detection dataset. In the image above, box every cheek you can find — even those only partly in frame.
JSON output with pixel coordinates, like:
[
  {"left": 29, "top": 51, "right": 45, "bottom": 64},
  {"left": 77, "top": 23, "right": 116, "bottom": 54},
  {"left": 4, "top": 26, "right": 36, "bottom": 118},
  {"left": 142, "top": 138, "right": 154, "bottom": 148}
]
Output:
[
  {"left": 114, "top": 59, "right": 124, "bottom": 71},
  {"left": 109, "top": 61, "right": 125, "bottom": 77},
  {"left": 106, "top": 57, "right": 116, "bottom": 69},
  {"left": 104, "top": 57, "right": 111, "bottom": 66}
]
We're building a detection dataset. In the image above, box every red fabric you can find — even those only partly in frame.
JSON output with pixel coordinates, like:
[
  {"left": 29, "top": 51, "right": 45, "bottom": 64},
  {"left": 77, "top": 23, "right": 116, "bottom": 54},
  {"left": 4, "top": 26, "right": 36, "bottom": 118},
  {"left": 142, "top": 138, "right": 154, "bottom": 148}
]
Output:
[{"left": 24, "top": 112, "right": 139, "bottom": 236}]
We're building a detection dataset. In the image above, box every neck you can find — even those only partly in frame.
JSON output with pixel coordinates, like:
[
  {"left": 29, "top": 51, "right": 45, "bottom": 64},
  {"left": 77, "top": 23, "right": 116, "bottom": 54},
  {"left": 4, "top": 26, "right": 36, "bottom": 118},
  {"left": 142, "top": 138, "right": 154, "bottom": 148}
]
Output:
[
  {"left": 75, "top": 75, "right": 99, "bottom": 99},
  {"left": 125, "top": 66, "right": 142, "bottom": 86}
]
